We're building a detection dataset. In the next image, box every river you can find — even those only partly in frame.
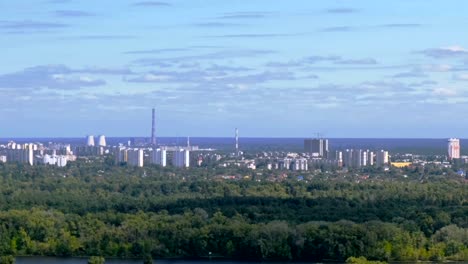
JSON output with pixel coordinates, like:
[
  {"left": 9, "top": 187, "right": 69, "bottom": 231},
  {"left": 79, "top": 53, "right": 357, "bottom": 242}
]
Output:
[{"left": 16, "top": 257, "right": 309, "bottom": 264}]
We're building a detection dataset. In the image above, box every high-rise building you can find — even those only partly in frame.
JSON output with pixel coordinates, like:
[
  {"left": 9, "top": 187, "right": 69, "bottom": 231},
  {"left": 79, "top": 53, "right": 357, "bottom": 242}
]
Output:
[
  {"left": 128, "top": 149, "right": 144, "bottom": 167},
  {"left": 352, "top": 149, "right": 363, "bottom": 168},
  {"left": 335, "top": 151, "right": 343, "bottom": 167},
  {"left": 173, "top": 149, "right": 190, "bottom": 168},
  {"left": 343, "top": 149, "right": 353, "bottom": 168},
  {"left": 345, "top": 149, "right": 373, "bottom": 168},
  {"left": 448, "top": 138, "right": 460, "bottom": 160},
  {"left": 361, "top": 151, "right": 368, "bottom": 167},
  {"left": 86, "top": 135, "right": 95, "bottom": 147},
  {"left": 114, "top": 147, "right": 128, "bottom": 164},
  {"left": 367, "top": 150, "right": 374, "bottom": 166},
  {"left": 376, "top": 150, "right": 389, "bottom": 167},
  {"left": 304, "top": 138, "right": 328, "bottom": 158},
  {"left": 150, "top": 148, "right": 167, "bottom": 167},
  {"left": 6, "top": 144, "right": 34, "bottom": 165}
]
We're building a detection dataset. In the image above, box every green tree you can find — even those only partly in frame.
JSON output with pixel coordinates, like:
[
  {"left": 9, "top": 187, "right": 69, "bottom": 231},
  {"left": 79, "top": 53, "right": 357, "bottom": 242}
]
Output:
[
  {"left": 88, "top": 256, "right": 105, "bottom": 264},
  {"left": 0, "top": 255, "right": 15, "bottom": 264}
]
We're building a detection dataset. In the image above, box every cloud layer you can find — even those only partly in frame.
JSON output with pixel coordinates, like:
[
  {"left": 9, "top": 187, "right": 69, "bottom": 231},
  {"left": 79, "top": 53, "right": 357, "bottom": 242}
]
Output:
[{"left": 2, "top": 1, "right": 468, "bottom": 136}]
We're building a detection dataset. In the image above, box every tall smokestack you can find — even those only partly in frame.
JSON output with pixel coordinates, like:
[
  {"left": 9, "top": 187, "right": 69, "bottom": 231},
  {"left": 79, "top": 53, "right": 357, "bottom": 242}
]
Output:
[{"left": 151, "top": 108, "right": 156, "bottom": 145}]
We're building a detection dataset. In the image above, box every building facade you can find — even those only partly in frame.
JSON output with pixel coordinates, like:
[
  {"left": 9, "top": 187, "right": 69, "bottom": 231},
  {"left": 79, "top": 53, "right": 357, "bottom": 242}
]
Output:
[
  {"left": 128, "top": 149, "right": 144, "bottom": 167},
  {"left": 6, "top": 144, "right": 34, "bottom": 165},
  {"left": 291, "top": 158, "right": 308, "bottom": 171},
  {"left": 448, "top": 138, "right": 460, "bottom": 160},
  {"left": 376, "top": 150, "right": 389, "bottom": 167},
  {"left": 304, "top": 138, "right": 328, "bottom": 158},
  {"left": 173, "top": 149, "right": 190, "bottom": 168},
  {"left": 150, "top": 148, "right": 167, "bottom": 167}
]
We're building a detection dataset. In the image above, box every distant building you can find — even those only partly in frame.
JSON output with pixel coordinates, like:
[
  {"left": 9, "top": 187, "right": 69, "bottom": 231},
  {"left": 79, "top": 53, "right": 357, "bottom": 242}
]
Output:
[
  {"left": 57, "top": 156, "right": 68, "bottom": 167},
  {"left": 128, "top": 149, "right": 144, "bottom": 167},
  {"left": 173, "top": 149, "right": 190, "bottom": 168},
  {"left": 278, "top": 158, "right": 292, "bottom": 170},
  {"left": 304, "top": 138, "right": 328, "bottom": 158},
  {"left": 376, "top": 150, "right": 389, "bottom": 167},
  {"left": 43, "top": 154, "right": 57, "bottom": 165},
  {"left": 361, "top": 151, "right": 368, "bottom": 167},
  {"left": 448, "top": 138, "right": 460, "bottom": 160},
  {"left": 150, "top": 148, "right": 167, "bottom": 167},
  {"left": 352, "top": 149, "right": 363, "bottom": 168},
  {"left": 334, "top": 151, "right": 343, "bottom": 167},
  {"left": 74, "top": 146, "right": 102, "bottom": 156},
  {"left": 342, "top": 149, "right": 379, "bottom": 168},
  {"left": 6, "top": 141, "right": 17, "bottom": 149},
  {"left": 6, "top": 144, "right": 34, "bottom": 165},
  {"left": 391, "top": 162, "right": 412, "bottom": 168},
  {"left": 367, "top": 150, "right": 374, "bottom": 166},
  {"left": 114, "top": 147, "right": 128, "bottom": 164},
  {"left": 310, "top": 158, "right": 341, "bottom": 167},
  {"left": 343, "top": 149, "right": 353, "bottom": 168},
  {"left": 41, "top": 154, "right": 68, "bottom": 167},
  {"left": 291, "top": 158, "right": 308, "bottom": 171}
]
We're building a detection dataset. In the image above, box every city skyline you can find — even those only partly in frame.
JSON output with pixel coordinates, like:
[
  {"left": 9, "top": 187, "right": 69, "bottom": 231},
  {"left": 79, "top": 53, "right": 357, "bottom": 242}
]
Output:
[{"left": 2, "top": 1, "right": 468, "bottom": 137}]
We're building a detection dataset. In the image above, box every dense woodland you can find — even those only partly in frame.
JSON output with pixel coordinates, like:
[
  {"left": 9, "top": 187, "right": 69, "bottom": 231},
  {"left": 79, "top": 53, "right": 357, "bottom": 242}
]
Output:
[{"left": 0, "top": 161, "right": 466, "bottom": 262}]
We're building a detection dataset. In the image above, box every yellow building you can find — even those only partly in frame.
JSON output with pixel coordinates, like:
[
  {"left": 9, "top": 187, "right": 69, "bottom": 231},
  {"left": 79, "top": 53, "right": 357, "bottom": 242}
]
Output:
[{"left": 391, "top": 162, "right": 412, "bottom": 168}]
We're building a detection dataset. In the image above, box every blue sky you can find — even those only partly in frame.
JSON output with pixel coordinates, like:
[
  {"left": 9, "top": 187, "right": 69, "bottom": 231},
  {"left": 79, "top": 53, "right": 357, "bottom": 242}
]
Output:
[{"left": 2, "top": 0, "right": 468, "bottom": 138}]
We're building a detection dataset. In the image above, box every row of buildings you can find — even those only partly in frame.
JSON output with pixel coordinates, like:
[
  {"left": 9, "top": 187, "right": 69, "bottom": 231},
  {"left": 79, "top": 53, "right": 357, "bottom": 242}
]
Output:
[
  {"left": 274, "top": 158, "right": 309, "bottom": 171},
  {"left": 339, "top": 149, "right": 389, "bottom": 168},
  {"left": 114, "top": 147, "right": 190, "bottom": 168},
  {"left": 304, "top": 138, "right": 389, "bottom": 168},
  {"left": 263, "top": 149, "right": 389, "bottom": 172},
  {"left": 0, "top": 142, "right": 73, "bottom": 167}
]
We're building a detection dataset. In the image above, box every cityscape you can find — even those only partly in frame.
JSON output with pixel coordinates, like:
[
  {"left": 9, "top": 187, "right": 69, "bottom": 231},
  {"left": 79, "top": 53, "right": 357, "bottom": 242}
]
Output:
[{"left": 1, "top": 109, "right": 466, "bottom": 179}]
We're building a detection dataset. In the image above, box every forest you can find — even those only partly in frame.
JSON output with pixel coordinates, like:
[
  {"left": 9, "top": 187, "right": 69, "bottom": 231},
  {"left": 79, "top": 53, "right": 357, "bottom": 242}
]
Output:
[{"left": 0, "top": 161, "right": 466, "bottom": 262}]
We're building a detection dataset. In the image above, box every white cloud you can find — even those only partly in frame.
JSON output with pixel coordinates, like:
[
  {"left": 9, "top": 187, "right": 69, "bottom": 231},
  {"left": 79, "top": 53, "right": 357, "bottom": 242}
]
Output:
[
  {"left": 227, "top": 83, "right": 248, "bottom": 91},
  {"left": 442, "top": 45, "right": 467, "bottom": 52},
  {"left": 420, "top": 45, "right": 468, "bottom": 58},
  {"left": 454, "top": 73, "right": 468, "bottom": 81},
  {"left": 421, "top": 64, "right": 453, "bottom": 72},
  {"left": 432, "top": 87, "right": 457, "bottom": 97}
]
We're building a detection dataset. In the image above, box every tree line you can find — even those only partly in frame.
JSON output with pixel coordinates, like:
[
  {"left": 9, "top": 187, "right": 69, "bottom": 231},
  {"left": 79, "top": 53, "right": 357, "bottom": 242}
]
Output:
[{"left": 0, "top": 162, "right": 465, "bottom": 261}]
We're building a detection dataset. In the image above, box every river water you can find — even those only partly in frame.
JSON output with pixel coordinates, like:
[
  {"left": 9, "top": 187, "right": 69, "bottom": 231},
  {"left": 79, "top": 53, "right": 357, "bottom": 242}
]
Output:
[
  {"left": 15, "top": 257, "right": 468, "bottom": 264},
  {"left": 16, "top": 257, "right": 307, "bottom": 264}
]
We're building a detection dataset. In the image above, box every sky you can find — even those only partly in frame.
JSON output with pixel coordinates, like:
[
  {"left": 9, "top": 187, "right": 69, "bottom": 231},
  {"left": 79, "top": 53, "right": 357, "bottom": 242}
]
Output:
[{"left": 1, "top": 0, "right": 468, "bottom": 138}]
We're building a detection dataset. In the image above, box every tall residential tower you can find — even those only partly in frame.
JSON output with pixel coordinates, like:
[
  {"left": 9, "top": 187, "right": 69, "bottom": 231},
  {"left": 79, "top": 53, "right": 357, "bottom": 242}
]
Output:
[
  {"left": 448, "top": 138, "right": 460, "bottom": 160},
  {"left": 304, "top": 138, "right": 328, "bottom": 158}
]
